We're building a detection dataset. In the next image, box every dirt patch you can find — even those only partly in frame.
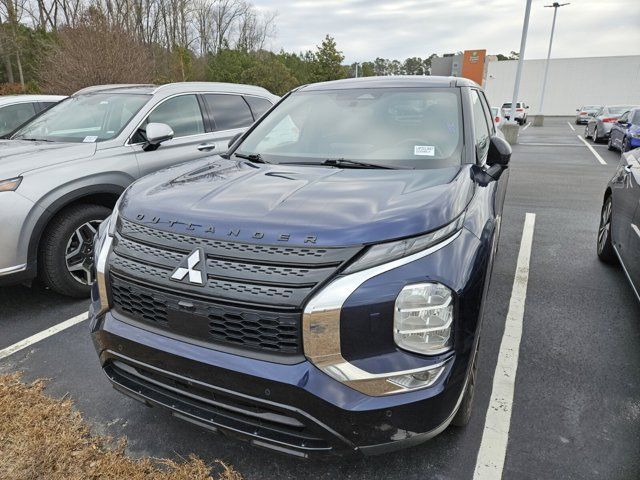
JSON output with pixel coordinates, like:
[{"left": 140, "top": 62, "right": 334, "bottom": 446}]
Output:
[{"left": 0, "top": 373, "right": 241, "bottom": 480}]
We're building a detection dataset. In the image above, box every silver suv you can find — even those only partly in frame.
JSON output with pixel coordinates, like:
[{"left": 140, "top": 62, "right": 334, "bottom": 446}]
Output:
[{"left": 0, "top": 82, "right": 278, "bottom": 296}]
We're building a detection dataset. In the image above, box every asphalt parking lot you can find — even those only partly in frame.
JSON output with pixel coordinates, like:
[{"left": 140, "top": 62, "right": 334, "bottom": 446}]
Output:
[{"left": 1, "top": 116, "right": 639, "bottom": 480}]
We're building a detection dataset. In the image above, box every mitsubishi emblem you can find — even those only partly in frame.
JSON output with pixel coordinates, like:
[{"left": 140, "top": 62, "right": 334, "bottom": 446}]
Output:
[{"left": 170, "top": 248, "right": 206, "bottom": 285}]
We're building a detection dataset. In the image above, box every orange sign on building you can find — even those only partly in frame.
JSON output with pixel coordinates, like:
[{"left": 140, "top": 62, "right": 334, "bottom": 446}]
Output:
[{"left": 461, "top": 50, "right": 487, "bottom": 85}]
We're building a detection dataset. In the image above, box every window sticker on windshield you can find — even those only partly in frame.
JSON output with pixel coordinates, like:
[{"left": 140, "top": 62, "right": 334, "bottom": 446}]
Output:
[
  {"left": 414, "top": 145, "right": 435, "bottom": 156},
  {"left": 83, "top": 136, "right": 98, "bottom": 143}
]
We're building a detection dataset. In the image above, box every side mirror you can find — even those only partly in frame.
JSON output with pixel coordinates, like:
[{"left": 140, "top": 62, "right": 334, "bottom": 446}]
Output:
[
  {"left": 576, "top": 108, "right": 580, "bottom": 112},
  {"left": 487, "top": 135, "right": 511, "bottom": 167},
  {"left": 525, "top": 105, "right": 529, "bottom": 109},
  {"left": 145, "top": 122, "right": 174, "bottom": 146},
  {"left": 228, "top": 132, "right": 243, "bottom": 148}
]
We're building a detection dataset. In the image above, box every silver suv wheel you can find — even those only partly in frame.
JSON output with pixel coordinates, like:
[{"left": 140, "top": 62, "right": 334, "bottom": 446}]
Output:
[{"left": 65, "top": 219, "right": 103, "bottom": 285}]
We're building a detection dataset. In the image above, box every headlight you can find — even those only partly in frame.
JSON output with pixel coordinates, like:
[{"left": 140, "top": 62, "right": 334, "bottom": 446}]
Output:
[
  {"left": 343, "top": 215, "right": 464, "bottom": 274},
  {"left": 0, "top": 177, "right": 22, "bottom": 192},
  {"left": 394, "top": 283, "right": 453, "bottom": 355}
]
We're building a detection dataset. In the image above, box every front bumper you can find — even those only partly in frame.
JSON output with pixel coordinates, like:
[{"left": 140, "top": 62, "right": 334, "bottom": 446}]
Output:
[{"left": 91, "top": 311, "right": 465, "bottom": 457}]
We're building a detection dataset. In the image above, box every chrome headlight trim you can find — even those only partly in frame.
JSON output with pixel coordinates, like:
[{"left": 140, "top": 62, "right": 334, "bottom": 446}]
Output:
[{"left": 302, "top": 230, "right": 461, "bottom": 396}]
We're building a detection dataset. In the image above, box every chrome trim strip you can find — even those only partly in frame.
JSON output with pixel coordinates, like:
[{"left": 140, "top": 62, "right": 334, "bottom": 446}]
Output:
[
  {"left": 303, "top": 230, "right": 461, "bottom": 396},
  {"left": 632, "top": 224, "right": 640, "bottom": 240},
  {"left": 96, "top": 235, "right": 114, "bottom": 315},
  {"left": 0, "top": 263, "right": 27, "bottom": 276}
]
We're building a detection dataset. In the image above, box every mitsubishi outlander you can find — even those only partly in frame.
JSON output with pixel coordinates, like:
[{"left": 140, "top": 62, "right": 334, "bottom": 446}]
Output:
[{"left": 90, "top": 76, "right": 511, "bottom": 456}]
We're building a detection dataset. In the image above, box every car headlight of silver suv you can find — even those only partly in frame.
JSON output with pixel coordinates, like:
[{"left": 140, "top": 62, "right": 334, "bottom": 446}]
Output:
[
  {"left": 394, "top": 283, "right": 454, "bottom": 355},
  {"left": 0, "top": 177, "right": 22, "bottom": 192}
]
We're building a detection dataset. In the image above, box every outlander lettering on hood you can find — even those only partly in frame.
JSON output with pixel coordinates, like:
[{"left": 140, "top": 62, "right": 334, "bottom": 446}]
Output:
[{"left": 90, "top": 76, "right": 512, "bottom": 457}]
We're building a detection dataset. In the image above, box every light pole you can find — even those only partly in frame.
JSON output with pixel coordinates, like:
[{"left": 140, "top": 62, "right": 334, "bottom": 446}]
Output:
[
  {"left": 535, "top": 2, "right": 570, "bottom": 126},
  {"left": 503, "top": 0, "right": 532, "bottom": 145}
]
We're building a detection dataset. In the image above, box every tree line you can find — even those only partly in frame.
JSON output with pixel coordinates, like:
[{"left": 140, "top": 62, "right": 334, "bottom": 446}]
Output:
[{"left": 0, "top": 0, "right": 519, "bottom": 96}]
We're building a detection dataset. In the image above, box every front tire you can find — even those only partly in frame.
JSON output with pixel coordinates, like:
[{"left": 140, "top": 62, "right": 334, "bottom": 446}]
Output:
[
  {"left": 593, "top": 126, "right": 600, "bottom": 143},
  {"left": 39, "top": 204, "right": 111, "bottom": 297},
  {"left": 597, "top": 196, "right": 617, "bottom": 264},
  {"left": 585, "top": 126, "right": 591, "bottom": 139},
  {"left": 607, "top": 135, "right": 615, "bottom": 151},
  {"left": 451, "top": 346, "right": 478, "bottom": 427}
]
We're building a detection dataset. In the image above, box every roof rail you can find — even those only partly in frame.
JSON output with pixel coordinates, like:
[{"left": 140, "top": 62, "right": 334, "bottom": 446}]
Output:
[{"left": 72, "top": 84, "right": 156, "bottom": 95}]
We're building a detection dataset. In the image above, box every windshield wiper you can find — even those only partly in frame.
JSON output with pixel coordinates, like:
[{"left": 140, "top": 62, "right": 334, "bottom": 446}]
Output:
[
  {"left": 234, "top": 152, "right": 268, "bottom": 164},
  {"left": 322, "top": 158, "right": 407, "bottom": 170},
  {"left": 17, "top": 137, "right": 55, "bottom": 142}
]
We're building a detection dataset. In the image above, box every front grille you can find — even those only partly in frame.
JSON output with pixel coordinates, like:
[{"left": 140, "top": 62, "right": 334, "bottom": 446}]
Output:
[
  {"left": 111, "top": 276, "right": 302, "bottom": 354},
  {"left": 108, "top": 218, "right": 361, "bottom": 357}
]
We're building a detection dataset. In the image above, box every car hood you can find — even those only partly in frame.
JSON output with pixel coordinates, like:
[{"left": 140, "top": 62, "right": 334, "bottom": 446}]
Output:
[
  {"left": 0, "top": 140, "right": 96, "bottom": 177},
  {"left": 120, "top": 158, "right": 474, "bottom": 247}
]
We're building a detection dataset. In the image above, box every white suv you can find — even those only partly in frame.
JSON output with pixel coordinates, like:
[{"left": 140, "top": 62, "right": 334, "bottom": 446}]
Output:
[{"left": 501, "top": 101, "right": 529, "bottom": 125}]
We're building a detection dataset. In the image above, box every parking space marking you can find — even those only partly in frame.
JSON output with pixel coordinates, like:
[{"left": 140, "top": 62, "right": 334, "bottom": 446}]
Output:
[
  {"left": 567, "top": 122, "right": 575, "bottom": 131},
  {"left": 473, "top": 213, "right": 536, "bottom": 480},
  {"left": 577, "top": 135, "right": 607, "bottom": 165},
  {"left": 0, "top": 312, "right": 88, "bottom": 361},
  {"left": 522, "top": 122, "right": 531, "bottom": 131}
]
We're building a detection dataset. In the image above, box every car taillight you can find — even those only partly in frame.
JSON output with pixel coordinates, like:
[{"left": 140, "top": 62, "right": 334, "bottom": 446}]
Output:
[
  {"left": 516, "top": 108, "right": 524, "bottom": 112},
  {"left": 602, "top": 117, "right": 617, "bottom": 123},
  {"left": 495, "top": 116, "right": 500, "bottom": 123},
  {"left": 579, "top": 111, "right": 586, "bottom": 115}
]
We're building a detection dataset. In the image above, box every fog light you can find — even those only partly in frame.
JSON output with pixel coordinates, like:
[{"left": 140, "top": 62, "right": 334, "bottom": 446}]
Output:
[
  {"left": 387, "top": 366, "right": 445, "bottom": 390},
  {"left": 394, "top": 283, "right": 453, "bottom": 355}
]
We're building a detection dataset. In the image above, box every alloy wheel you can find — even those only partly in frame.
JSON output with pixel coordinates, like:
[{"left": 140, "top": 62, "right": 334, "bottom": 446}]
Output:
[
  {"left": 597, "top": 200, "right": 612, "bottom": 255},
  {"left": 65, "top": 219, "right": 103, "bottom": 285}
]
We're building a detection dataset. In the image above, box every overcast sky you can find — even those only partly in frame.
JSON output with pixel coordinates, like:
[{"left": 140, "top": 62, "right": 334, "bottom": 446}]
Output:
[{"left": 253, "top": 0, "right": 640, "bottom": 63}]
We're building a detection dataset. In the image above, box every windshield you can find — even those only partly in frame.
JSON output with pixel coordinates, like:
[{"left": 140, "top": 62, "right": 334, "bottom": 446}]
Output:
[
  {"left": 583, "top": 105, "right": 600, "bottom": 111},
  {"left": 235, "top": 87, "right": 462, "bottom": 169},
  {"left": 13, "top": 93, "right": 150, "bottom": 143},
  {"left": 608, "top": 106, "right": 634, "bottom": 115}
]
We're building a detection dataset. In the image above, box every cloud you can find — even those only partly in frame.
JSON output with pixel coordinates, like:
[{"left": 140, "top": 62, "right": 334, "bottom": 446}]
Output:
[{"left": 254, "top": 0, "right": 640, "bottom": 62}]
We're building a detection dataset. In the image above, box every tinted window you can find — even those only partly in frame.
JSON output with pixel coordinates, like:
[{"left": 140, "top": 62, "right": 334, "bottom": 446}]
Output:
[
  {"left": 632, "top": 111, "right": 640, "bottom": 124},
  {"left": 145, "top": 94, "right": 204, "bottom": 138},
  {"left": 38, "top": 101, "right": 57, "bottom": 111},
  {"left": 471, "top": 90, "right": 490, "bottom": 161},
  {"left": 204, "top": 94, "right": 253, "bottom": 131},
  {"left": 237, "top": 87, "right": 463, "bottom": 169},
  {"left": 609, "top": 106, "right": 634, "bottom": 115},
  {"left": 244, "top": 96, "right": 272, "bottom": 119},
  {"left": 0, "top": 102, "right": 36, "bottom": 136}
]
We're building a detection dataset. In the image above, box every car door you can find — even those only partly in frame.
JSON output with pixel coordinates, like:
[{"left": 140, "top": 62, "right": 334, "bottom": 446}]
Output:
[
  {"left": 201, "top": 93, "right": 257, "bottom": 153},
  {"left": 612, "top": 111, "right": 629, "bottom": 149},
  {"left": 131, "top": 94, "right": 213, "bottom": 178},
  {"left": 623, "top": 155, "right": 640, "bottom": 293}
]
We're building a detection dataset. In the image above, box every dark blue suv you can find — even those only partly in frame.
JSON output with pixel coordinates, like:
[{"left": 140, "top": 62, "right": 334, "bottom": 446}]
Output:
[
  {"left": 608, "top": 107, "right": 640, "bottom": 153},
  {"left": 90, "top": 76, "right": 511, "bottom": 457}
]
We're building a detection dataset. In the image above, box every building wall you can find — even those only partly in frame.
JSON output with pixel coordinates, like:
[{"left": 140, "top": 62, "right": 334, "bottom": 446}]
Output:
[{"left": 484, "top": 56, "right": 640, "bottom": 115}]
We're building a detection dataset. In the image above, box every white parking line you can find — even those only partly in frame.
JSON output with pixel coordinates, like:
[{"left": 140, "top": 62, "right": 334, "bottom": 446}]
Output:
[
  {"left": 577, "top": 135, "right": 607, "bottom": 165},
  {"left": 522, "top": 122, "right": 531, "bottom": 131},
  {"left": 567, "top": 122, "right": 575, "bottom": 131},
  {"left": 0, "top": 312, "right": 88, "bottom": 361},
  {"left": 473, "top": 213, "right": 536, "bottom": 480}
]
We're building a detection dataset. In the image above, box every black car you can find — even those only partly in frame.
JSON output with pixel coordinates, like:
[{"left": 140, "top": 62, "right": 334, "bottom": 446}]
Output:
[
  {"left": 598, "top": 148, "right": 640, "bottom": 300},
  {"left": 90, "top": 76, "right": 511, "bottom": 456}
]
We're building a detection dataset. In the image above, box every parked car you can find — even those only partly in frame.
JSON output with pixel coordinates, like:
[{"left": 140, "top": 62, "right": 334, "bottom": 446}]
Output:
[
  {"left": 608, "top": 107, "right": 640, "bottom": 153},
  {"left": 491, "top": 106, "right": 505, "bottom": 129},
  {"left": 597, "top": 148, "right": 640, "bottom": 301},
  {"left": 575, "top": 105, "right": 601, "bottom": 125},
  {"left": 501, "top": 101, "right": 529, "bottom": 125},
  {"left": 90, "top": 76, "right": 512, "bottom": 457},
  {"left": 0, "top": 82, "right": 278, "bottom": 296},
  {"left": 0, "top": 94, "right": 66, "bottom": 137},
  {"left": 585, "top": 105, "right": 635, "bottom": 142}
]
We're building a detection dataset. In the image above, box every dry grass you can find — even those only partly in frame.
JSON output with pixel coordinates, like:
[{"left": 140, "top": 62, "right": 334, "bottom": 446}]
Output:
[{"left": 0, "top": 373, "right": 242, "bottom": 480}]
